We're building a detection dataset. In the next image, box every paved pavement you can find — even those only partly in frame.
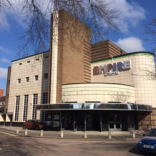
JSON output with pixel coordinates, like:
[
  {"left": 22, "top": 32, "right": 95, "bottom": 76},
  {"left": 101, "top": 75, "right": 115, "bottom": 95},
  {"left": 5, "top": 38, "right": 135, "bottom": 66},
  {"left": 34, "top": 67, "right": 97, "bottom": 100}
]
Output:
[
  {"left": 0, "top": 132, "right": 145, "bottom": 156},
  {"left": 0, "top": 125, "right": 143, "bottom": 141}
]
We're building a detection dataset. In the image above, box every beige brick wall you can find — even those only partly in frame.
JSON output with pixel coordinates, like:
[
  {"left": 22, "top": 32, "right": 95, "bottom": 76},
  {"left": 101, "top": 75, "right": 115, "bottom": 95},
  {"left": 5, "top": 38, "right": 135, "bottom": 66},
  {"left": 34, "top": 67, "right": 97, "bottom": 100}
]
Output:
[
  {"left": 62, "top": 83, "right": 135, "bottom": 103},
  {"left": 91, "top": 52, "right": 156, "bottom": 107},
  {"left": 48, "top": 9, "right": 91, "bottom": 103},
  {"left": 8, "top": 52, "right": 49, "bottom": 122}
]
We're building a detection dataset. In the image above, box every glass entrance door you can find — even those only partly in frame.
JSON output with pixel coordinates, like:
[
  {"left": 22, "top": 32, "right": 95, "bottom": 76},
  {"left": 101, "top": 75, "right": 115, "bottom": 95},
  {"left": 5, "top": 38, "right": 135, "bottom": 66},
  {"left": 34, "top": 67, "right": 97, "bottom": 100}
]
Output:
[{"left": 109, "top": 114, "right": 122, "bottom": 131}]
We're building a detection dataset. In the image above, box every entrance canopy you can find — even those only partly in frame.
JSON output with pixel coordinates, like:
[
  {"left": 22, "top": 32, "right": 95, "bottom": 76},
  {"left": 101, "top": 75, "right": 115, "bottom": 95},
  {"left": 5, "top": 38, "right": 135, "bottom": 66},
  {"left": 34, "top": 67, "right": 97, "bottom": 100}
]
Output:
[{"left": 36, "top": 103, "right": 152, "bottom": 112}]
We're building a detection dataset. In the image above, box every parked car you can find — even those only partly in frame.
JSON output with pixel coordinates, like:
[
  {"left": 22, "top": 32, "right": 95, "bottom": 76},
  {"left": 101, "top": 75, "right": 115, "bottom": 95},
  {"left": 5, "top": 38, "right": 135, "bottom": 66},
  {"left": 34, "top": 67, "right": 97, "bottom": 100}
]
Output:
[
  {"left": 137, "top": 128, "right": 156, "bottom": 154},
  {"left": 23, "top": 120, "right": 45, "bottom": 130}
]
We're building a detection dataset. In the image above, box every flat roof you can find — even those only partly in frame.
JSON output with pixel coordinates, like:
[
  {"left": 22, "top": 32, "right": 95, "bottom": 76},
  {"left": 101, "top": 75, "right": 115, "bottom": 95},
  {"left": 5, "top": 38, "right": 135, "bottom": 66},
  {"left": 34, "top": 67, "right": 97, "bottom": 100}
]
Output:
[
  {"left": 91, "top": 51, "right": 154, "bottom": 64},
  {"left": 12, "top": 50, "right": 49, "bottom": 62}
]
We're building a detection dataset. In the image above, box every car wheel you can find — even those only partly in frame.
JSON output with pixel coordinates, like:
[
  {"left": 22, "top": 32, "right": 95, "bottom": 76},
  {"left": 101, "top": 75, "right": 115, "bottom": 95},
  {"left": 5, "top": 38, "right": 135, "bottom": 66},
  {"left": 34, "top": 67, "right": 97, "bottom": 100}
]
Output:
[
  {"left": 139, "top": 150, "right": 144, "bottom": 155},
  {"left": 23, "top": 125, "right": 26, "bottom": 130}
]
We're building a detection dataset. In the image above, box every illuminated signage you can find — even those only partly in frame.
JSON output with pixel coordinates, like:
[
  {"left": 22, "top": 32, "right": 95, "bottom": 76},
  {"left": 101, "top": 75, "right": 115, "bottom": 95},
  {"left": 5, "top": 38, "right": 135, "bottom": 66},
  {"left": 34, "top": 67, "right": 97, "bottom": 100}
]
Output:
[{"left": 93, "top": 60, "right": 131, "bottom": 76}]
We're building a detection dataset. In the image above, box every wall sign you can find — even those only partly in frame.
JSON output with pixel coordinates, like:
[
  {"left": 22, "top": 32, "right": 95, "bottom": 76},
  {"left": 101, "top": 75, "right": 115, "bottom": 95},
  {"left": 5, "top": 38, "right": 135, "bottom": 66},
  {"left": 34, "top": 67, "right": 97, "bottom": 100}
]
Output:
[{"left": 93, "top": 60, "right": 131, "bottom": 77}]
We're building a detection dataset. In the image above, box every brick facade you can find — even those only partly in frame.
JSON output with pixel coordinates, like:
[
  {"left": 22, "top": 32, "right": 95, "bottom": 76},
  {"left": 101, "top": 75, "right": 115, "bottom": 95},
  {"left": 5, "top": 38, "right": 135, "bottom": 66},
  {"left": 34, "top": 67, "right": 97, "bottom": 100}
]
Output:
[{"left": 0, "top": 89, "right": 4, "bottom": 97}]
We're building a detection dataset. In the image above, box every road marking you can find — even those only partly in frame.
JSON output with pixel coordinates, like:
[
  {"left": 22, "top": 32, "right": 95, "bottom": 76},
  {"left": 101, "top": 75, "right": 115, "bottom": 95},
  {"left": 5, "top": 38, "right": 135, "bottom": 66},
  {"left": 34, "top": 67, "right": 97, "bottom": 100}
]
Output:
[{"left": 0, "top": 131, "right": 16, "bottom": 137}]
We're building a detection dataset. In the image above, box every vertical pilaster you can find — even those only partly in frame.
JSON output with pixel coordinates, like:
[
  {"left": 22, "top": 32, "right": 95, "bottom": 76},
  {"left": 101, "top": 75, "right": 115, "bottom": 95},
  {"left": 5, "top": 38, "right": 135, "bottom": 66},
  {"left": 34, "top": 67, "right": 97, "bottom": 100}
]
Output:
[{"left": 49, "top": 10, "right": 59, "bottom": 104}]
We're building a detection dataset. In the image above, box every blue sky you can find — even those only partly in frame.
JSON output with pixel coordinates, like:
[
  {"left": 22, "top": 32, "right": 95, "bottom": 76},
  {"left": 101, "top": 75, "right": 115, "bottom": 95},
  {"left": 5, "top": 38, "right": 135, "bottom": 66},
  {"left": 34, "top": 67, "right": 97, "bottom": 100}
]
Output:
[{"left": 0, "top": 0, "right": 156, "bottom": 95}]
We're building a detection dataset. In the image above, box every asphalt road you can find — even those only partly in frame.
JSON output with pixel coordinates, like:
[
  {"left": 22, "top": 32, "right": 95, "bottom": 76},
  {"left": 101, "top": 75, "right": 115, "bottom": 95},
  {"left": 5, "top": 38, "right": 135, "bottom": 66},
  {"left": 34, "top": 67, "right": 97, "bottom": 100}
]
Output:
[{"left": 0, "top": 131, "right": 154, "bottom": 156}]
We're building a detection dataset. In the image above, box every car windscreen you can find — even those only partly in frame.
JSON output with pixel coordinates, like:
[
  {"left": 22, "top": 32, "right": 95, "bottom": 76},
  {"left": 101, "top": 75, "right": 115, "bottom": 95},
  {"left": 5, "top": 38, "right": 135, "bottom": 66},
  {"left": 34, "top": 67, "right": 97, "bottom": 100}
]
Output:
[{"left": 146, "top": 129, "right": 156, "bottom": 136}]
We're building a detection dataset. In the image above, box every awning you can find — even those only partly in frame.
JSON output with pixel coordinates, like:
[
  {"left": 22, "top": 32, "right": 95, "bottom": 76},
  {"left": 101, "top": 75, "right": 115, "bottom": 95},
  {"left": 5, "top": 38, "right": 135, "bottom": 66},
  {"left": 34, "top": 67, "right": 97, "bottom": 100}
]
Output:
[{"left": 36, "top": 103, "right": 152, "bottom": 112}]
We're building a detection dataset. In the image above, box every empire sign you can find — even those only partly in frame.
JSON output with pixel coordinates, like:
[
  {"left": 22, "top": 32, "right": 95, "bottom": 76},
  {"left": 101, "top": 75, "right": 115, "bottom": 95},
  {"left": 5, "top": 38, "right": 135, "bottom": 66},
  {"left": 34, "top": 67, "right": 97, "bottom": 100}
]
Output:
[{"left": 93, "top": 60, "right": 131, "bottom": 77}]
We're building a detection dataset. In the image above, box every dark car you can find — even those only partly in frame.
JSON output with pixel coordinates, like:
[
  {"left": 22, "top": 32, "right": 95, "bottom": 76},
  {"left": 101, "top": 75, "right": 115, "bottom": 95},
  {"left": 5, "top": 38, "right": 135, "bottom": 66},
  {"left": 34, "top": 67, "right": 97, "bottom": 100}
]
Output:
[
  {"left": 23, "top": 120, "right": 45, "bottom": 130},
  {"left": 137, "top": 128, "right": 156, "bottom": 154}
]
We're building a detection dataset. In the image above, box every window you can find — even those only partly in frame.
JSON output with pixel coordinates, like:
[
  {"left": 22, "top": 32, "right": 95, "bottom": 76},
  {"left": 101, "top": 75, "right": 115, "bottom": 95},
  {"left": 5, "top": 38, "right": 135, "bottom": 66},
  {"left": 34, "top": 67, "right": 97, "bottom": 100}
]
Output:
[
  {"left": 18, "top": 79, "right": 21, "bottom": 83},
  {"left": 27, "top": 61, "right": 30, "bottom": 63},
  {"left": 26, "top": 77, "right": 29, "bottom": 82},
  {"left": 41, "top": 93, "right": 48, "bottom": 121},
  {"left": 44, "top": 73, "right": 48, "bottom": 79},
  {"left": 45, "top": 56, "right": 49, "bottom": 58},
  {"left": 19, "top": 63, "right": 22, "bottom": 65},
  {"left": 32, "top": 94, "right": 38, "bottom": 120},
  {"left": 36, "top": 58, "right": 39, "bottom": 61},
  {"left": 35, "top": 75, "right": 38, "bottom": 80},
  {"left": 15, "top": 96, "right": 20, "bottom": 121},
  {"left": 23, "top": 95, "right": 29, "bottom": 121},
  {"left": 42, "top": 93, "right": 48, "bottom": 104}
]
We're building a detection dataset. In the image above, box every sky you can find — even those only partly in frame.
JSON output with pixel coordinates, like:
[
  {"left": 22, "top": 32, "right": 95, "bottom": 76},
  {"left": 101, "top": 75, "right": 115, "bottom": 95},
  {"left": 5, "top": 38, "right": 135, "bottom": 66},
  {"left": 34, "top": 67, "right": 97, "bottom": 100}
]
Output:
[{"left": 0, "top": 0, "right": 156, "bottom": 95}]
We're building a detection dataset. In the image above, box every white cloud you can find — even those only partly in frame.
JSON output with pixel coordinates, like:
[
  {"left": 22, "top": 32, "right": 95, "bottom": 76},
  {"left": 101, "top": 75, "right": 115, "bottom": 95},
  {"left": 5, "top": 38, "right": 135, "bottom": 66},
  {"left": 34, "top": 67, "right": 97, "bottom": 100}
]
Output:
[
  {"left": 0, "top": 14, "right": 10, "bottom": 30},
  {"left": 107, "top": 0, "right": 146, "bottom": 32},
  {"left": 114, "top": 37, "right": 145, "bottom": 53},
  {"left": 0, "top": 46, "right": 15, "bottom": 56},
  {"left": 0, "top": 0, "right": 146, "bottom": 34},
  {"left": 0, "top": 67, "right": 7, "bottom": 78},
  {"left": 0, "top": 57, "right": 11, "bottom": 64},
  {"left": 0, "top": 0, "right": 53, "bottom": 30}
]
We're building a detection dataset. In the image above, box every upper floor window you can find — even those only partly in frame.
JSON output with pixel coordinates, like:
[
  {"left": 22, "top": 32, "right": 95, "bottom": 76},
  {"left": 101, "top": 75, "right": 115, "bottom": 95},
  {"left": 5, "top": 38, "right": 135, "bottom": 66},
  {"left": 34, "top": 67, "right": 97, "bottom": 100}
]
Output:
[
  {"left": 44, "top": 73, "right": 48, "bottom": 79},
  {"left": 18, "top": 79, "right": 21, "bottom": 83},
  {"left": 27, "top": 61, "right": 30, "bottom": 63},
  {"left": 19, "top": 63, "right": 22, "bottom": 65},
  {"left": 26, "top": 77, "right": 29, "bottom": 82},
  {"left": 35, "top": 75, "right": 38, "bottom": 80}
]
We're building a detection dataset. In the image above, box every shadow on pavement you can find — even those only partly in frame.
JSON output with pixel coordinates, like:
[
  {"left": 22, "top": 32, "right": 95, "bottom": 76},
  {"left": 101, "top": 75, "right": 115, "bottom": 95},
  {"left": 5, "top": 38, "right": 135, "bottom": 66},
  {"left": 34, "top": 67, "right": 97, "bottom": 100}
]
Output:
[{"left": 129, "top": 146, "right": 156, "bottom": 156}]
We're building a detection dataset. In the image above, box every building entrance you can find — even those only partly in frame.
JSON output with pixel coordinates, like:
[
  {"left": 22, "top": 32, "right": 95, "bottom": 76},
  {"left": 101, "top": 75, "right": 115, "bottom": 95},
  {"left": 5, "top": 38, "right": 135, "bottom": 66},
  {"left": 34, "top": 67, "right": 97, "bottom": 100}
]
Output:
[{"left": 109, "top": 114, "right": 122, "bottom": 131}]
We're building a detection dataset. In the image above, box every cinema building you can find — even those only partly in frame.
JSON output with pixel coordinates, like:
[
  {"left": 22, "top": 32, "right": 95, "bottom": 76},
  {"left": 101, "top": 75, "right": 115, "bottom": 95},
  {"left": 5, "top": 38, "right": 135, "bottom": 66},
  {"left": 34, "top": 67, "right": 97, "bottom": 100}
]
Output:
[{"left": 1, "top": 10, "right": 156, "bottom": 131}]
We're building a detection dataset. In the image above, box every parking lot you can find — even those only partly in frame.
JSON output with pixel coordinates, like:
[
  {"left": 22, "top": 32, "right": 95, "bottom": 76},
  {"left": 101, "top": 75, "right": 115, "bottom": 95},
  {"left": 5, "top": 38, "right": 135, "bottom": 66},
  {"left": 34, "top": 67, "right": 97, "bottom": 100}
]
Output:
[{"left": 0, "top": 126, "right": 155, "bottom": 156}]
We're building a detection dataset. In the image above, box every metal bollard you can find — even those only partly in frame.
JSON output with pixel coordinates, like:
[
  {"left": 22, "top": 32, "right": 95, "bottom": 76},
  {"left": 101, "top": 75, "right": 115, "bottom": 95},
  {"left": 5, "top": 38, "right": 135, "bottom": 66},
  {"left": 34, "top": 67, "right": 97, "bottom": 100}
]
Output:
[
  {"left": 60, "top": 130, "right": 63, "bottom": 138},
  {"left": 25, "top": 129, "right": 28, "bottom": 136},
  {"left": 40, "top": 130, "right": 43, "bottom": 137},
  {"left": 132, "top": 132, "right": 136, "bottom": 138},
  {"left": 84, "top": 131, "right": 87, "bottom": 139},
  {"left": 108, "top": 131, "right": 111, "bottom": 139},
  {"left": 16, "top": 129, "right": 19, "bottom": 136}
]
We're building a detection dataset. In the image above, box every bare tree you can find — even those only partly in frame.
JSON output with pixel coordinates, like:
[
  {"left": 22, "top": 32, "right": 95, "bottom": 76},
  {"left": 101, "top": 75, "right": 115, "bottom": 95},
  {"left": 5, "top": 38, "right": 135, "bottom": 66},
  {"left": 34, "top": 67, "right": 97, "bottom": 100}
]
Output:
[
  {"left": 0, "top": 0, "right": 119, "bottom": 57},
  {"left": 112, "top": 91, "right": 130, "bottom": 103},
  {"left": 0, "top": 0, "right": 12, "bottom": 12},
  {"left": 145, "top": 19, "right": 156, "bottom": 53}
]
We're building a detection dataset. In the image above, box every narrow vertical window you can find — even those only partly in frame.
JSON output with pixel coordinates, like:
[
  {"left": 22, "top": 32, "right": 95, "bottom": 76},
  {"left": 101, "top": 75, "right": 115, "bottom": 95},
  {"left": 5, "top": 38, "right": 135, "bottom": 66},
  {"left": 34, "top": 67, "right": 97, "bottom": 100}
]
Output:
[
  {"left": 32, "top": 94, "right": 38, "bottom": 120},
  {"left": 15, "top": 96, "right": 20, "bottom": 121},
  {"left": 23, "top": 95, "right": 28, "bottom": 121},
  {"left": 42, "top": 93, "right": 48, "bottom": 104},
  {"left": 41, "top": 93, "right": 48, "bottom": 121}
]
